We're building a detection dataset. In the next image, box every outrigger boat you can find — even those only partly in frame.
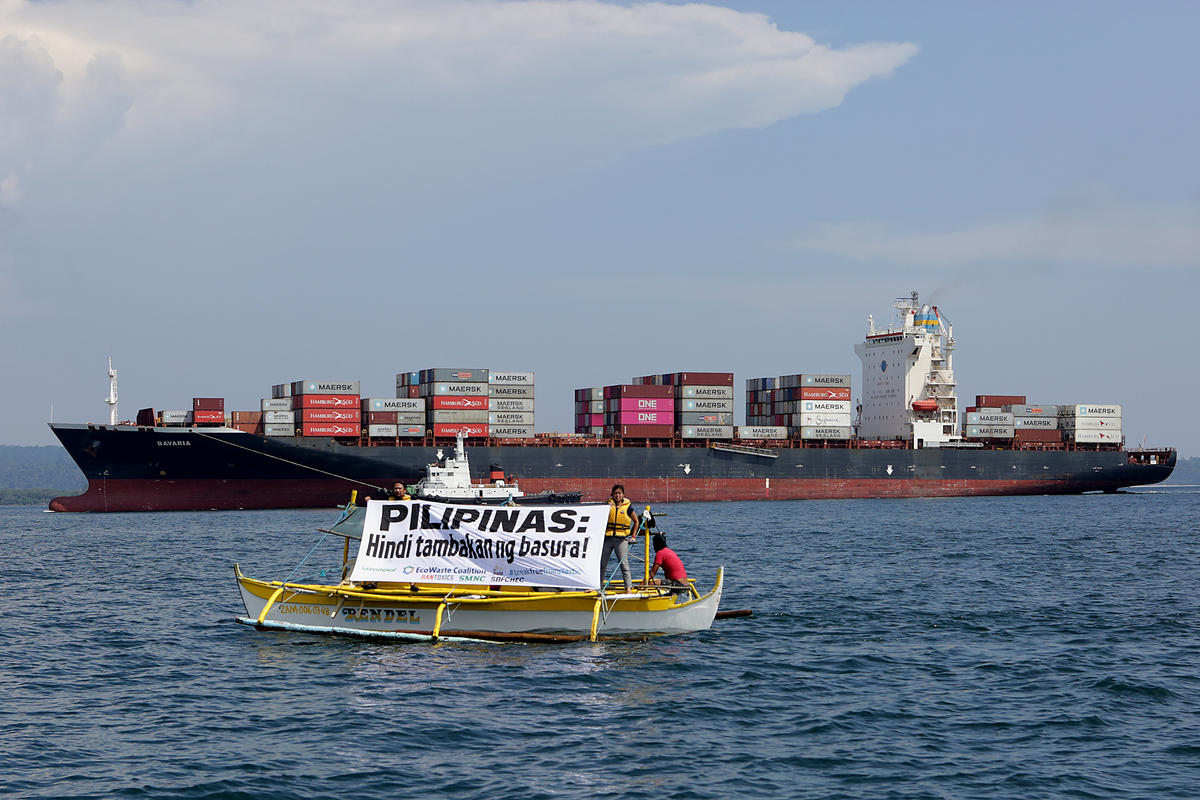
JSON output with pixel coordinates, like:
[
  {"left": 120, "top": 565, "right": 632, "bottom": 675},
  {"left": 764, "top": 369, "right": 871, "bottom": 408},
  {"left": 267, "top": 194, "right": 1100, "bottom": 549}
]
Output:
[
  {"left": 409, "top": 433, "right": 582, "bottom": 506},
  {"left": 234, "top": 495, "right": 723, "bottom": 643}
]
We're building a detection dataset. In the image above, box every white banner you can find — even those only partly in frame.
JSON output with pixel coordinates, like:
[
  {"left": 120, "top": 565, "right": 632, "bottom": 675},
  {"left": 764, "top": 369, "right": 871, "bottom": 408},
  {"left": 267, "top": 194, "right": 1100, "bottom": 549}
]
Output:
[{"left": 349, "top": 501, "right": 607, "bottom": 591}]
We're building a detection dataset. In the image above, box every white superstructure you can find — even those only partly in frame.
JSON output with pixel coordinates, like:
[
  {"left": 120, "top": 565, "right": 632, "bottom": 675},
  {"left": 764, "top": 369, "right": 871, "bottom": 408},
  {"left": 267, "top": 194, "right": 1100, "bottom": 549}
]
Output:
[{"left": 854, "top": 292, "right": 959, "bottom": 447}]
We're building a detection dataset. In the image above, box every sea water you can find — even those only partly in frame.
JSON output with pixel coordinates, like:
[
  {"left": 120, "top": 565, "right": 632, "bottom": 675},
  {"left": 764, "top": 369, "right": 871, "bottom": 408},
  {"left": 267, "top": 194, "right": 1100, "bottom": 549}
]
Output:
[{"left": 2, "top": 490, "right": 1199, "bottom": 799}]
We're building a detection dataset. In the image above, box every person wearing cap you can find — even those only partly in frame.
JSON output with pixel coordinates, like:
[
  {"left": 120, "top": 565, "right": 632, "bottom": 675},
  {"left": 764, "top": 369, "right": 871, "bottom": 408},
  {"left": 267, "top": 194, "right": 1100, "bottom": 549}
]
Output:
[
  {"left": 649, "top": 533, "right": 688, "bottom": 592},
  {"left": 601, "top": 484, "right": 639, "bottom": 592}
]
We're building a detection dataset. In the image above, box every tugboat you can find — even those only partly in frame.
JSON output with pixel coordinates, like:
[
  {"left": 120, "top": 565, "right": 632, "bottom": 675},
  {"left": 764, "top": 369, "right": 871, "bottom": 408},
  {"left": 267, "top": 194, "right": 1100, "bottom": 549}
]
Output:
[{"left": 410, "top": 433, "right": 582, "bottom": 505}]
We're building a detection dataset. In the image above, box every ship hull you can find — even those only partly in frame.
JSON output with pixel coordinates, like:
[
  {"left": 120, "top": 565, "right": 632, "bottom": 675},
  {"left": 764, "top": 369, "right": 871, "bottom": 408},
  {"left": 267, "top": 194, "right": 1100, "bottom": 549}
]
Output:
[{"left": 48, "top": 424, "right": 1177, "bottom": 512}]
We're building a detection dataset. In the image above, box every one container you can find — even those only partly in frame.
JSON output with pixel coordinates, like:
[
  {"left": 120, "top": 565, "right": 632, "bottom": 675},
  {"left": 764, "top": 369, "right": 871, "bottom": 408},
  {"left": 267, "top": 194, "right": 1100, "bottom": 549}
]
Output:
[
  {"left": 611, "top": 397, "right": 675, "bottom": 412},
  {"left": 608, "top": 411, "right": 672, "bottom": 425}
]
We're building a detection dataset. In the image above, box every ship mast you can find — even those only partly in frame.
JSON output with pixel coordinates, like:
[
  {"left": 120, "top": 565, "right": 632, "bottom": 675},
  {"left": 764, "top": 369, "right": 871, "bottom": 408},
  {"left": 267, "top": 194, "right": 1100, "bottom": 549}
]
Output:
[{"left": 105, "top": 356, "right": 118, "bottom": 425}]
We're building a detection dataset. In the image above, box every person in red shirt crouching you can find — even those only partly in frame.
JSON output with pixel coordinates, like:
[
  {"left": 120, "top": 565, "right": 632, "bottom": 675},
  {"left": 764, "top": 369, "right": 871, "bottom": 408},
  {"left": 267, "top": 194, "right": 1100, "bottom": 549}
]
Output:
[{"left": 649, "top": 534, "right": 689, "bottom": 593}]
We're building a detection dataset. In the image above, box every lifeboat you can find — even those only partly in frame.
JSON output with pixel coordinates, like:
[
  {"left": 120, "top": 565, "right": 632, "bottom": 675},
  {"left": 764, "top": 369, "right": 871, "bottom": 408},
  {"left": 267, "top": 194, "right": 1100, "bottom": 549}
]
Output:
[{"left": 912, "top": 398, "right": 939, "bottom": 412}]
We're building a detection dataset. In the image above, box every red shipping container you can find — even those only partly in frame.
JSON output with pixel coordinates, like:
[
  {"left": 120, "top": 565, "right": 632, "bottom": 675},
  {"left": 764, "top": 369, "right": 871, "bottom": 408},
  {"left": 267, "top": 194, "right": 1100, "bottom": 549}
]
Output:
[
  {"left": 675, "top": 372, "right": 734, "bottom": 386},
  {"left": 429, "top": 396, "right": 489, "bottom": 410},
  {"left": 297, "top": 408, "right": 360, "bottom": 422},
  {"left": 366, "top": 411, "right": 398, "bottom": 424},
  {"left": 575, "top": 413, "right": 604, "bottom": 427},
  {"left": 976, "top": 395, "right": 1025, "bottom": 407},
  {"left": 1013, "top": 430, "right": 1062, "bottom": 443},
  {"left": 233, "top": 422, "right": 263, "bottom": 434},
  {"left": 192, "top": 409, "right": 225, "bottom": 423},
  {"left": 300, "top": 422, "right": 361, "bottom": 437},
  {"left": 612, "top": 424, "right": 675, "bottom": 438},
  {"left": 800, "top": 387, "right": 851, "bottom": 401},
  {"left": 292, "top": 394, "right": 360, "bottom": 409},
  {"left": 231, "top": 411, "right": 262, "bottom": 424},
  {"left": 603, "top": 384, "right": 675, "bottom": 399},
  {"left": 433, "top": 423, "right": 489, "bottom": 438},
  {"left": 407, "top": 386, "right": 421, "bottom": 398},
  {"left": 193, "top": 397, "right": 224, "bottom": 411}
]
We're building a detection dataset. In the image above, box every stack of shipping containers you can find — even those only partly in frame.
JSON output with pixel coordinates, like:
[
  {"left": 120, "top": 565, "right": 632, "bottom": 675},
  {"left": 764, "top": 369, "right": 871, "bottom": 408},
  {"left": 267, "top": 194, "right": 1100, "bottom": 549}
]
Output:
[
  {"left": 963, "top": 394, "right": 1020, "bottom": 443},
  {"left": 604, "top": 383, "right": 675, "bottom": 438},
  {"left": 1008, "top": 402, "right": 1061, "bottom": 446},
  {"left": 746, "top": 374, "right": 851, "bottom": 441},
  {"left": 1058, "top": 404, "right": 1123, "bottom": 446},
  {"left": 262, "top": 384, "right": 294, "bottom": 437},
  {"left": 289, "top": 380, "right": 361, "bottom": 438},
  {"left": 574, "top": 387, "right": 604, "bottom": 435},
  {"left": 488, "top": 372, "right": 535, "bottom": 439},
  {"left": 361, "top": 394, "right": 425, "bottom": 439},
  {"left": 410, "top": 369, "right": 490, "bottom": 439}
]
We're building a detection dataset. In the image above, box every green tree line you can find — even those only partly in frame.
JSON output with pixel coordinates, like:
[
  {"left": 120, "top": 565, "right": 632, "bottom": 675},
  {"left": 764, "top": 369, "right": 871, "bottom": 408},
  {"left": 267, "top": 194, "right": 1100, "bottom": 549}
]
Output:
[{"left": 0, "top": 445, "right": 86, "bottom": 505}]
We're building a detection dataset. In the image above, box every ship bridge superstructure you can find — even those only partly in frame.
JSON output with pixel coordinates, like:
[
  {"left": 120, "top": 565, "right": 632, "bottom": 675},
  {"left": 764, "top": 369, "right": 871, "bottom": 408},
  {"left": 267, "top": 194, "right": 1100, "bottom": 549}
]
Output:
[{"left": 854, "top": 291, "right": 959, "bottom": 447}]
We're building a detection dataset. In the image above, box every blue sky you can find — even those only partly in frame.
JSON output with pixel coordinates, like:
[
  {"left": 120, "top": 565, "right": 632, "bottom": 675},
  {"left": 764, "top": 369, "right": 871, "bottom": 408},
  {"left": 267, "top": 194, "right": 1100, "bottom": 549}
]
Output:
[{"left": 2, "top": 1, "right": 1197, "bottom": 455}]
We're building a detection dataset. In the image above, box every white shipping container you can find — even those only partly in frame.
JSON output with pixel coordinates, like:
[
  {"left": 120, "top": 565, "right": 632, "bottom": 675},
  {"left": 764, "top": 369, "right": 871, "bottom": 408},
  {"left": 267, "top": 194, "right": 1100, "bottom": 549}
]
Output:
[
  {"left": 293, "top": 380, "right": 360, "bottom": 395},
  {"left": 490, "top": 425, "right": 535, "bottom": 438},
  {"left": 1058, "top": 404, "right": 1122, "bottom": 418},
  {"left": 488, "top": 372, "right": 535, "bottom": 385},
  {"left": 967, "top": 412, "right": 1015, "bottom": 426},
  {"left": 428, "top": 410, "right": 489, "bottom": 423},
  {"left": 261, "top": 398, "right": 291, "bottom": 411},
  {"left": 737, "top": 426, "right": 787, "bottom": 440},
  {"left": 966, "top": 425, "right": 1015, "bottom": 438},
  {"left": 488, "top": 412, "right": 535, "bottom": 425},
  {"left": 160, "top": 410, "right": 189, "bottom": 424},
  {"left": 795, "top": 413, "right": 853, "bottom": 427},
  {"left": 1014, "top": 416, "right": 1058, "bottom": 429},
  {"left": 802, "top": 374, "right": 852, "bottom": 387},
  {"left": 799, "top": 426, "right": 852, "bottom": 440},
  {"left": 430, "top": 382, "right": 489, "bottom": 397},
  {"left": 368, "top": 397, "right": 424, "bottom": 412},
  {"left": 395, "top": 412, "right": 425, "bottom": 425},
  {"left": 396, "top": 425, "right": 425, "bottom": 438},
  {"left": 264, "top": 410, "right": 294, "bottom": 424},
  {"left": 682, "top": 398, "right": 735, "bottom": 412},
  {"left": 489, "top": 385, "right": 534, "bottom": 398},
  {"left": 492, "top": 398, "right": 536, "bottom": 412},
  {"left": 368, "top": 424, "right": 398, "bottom": 437},
  {"left": 1059, "top": 416, "right": 1122, "bottom": 431},
  {"left": 1067, "top": 429, "right": 1123, "bottom": 443},
  {"left": 264, "top": 424, "right": 294, "bottom": 437},
  {"left": 681, "top": 425, "right": 734, "bottom": 439},
  {"left": 680, "top": 385, "right": 734, "bottom": 399},
  {"left": 678, "top": 412, "right": 734, "bottom": 425},
  {"left": 802, "top": 401, "right": 852, "bottom": 414},
  {"left": 1008, "top": 404, "right": 1056, "bottom": 417}
]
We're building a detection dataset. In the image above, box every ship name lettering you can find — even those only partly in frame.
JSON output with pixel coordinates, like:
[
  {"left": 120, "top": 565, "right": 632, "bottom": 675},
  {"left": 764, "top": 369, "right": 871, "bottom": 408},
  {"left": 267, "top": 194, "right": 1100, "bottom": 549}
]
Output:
[{"left": 157, "top": 441, "right": 191, "bottom": 446}]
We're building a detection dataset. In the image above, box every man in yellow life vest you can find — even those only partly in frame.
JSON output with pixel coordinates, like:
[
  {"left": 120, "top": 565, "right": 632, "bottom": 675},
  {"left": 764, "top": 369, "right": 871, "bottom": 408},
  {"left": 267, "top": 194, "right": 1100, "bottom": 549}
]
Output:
[{"left": 601, "top": 484, "right": 640, "bottom": 593}]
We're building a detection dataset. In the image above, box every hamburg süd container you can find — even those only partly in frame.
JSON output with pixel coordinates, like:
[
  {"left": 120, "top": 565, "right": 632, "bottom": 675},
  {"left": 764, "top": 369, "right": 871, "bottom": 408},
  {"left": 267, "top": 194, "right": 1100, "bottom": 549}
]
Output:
[
  {"left": 300, "top": 422, "right": 361, "bottom": 437},
  {"left": 432, "top": 423, "right": 489, "bottom": 438},
  {"left": 429, "top": 396, "right": 489, "bottom": 410},
  {"left": 800, "top": 387, "right": 852, "bottom": 401},
  {"left": 297, "top": 409, "right": 360, "bottom": 423},
  {"left": 292, "top": 394, "right": 360, "bottom": 409}
]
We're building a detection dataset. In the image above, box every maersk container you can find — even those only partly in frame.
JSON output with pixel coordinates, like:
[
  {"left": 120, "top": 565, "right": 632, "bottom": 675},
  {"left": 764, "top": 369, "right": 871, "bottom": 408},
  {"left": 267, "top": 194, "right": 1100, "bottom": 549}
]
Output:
[
  {"left": 489, "top": 412, "right": 535, "bottom": 426},
  {"left": 292, "top": 394, "right": 360, "bottom": 409},
  {"left": 802, "top": 374, "right": 852, "bottom": 388},
  {"left": 291, "top": 380, "right": 360, "bottom": 395},
  {"left": 683, "top": 398, "right": 734, "bottom": 412},
  {"left": 1014, "top": 416, "right": 1058, "bottom": 429},
  {"left": 365, "top": 397, "right": 423, "bottom": 412},
  {"left": 1059, "top": 416, "right": 1122, "bottom": 430},
  {"left": 1058, "top": 404, "right": 1122, "bottom": 418},
  {"left": 678, "top": 412, "right": 733, "bottom": 425},
  {"left": 1068, "top": 429, "right": 1123, "bottom": 443},
  {"left": 160, "top": 410, "right": 189, "bottom": 424},
  {"left": 430, "top": 396, "right": 489, "bottom": 410},
  {"left": 610, "top": 397, "right": 674, "bottom": 412},
  {"left": 799, "top": 426, "right": 852, "bottom": 440},
  {"left": 298, "top": 409, "right": 360, "bottom": 423},
  {"left": 488, "top": 371, "right": 534, "bottom": 385},
  {"left": 966, "top": 425, "right": 1015, "bottom": 438},
  {"left": 428, "top": 410, "right": 489, "bottom": 424},
  {"left": 432, "top": 423, "right": 488, "bottom": 438},
  {"left": 263, "top": 424, "right": 294, "bottom": 437},
  {"left": 490, "top": 425, "right": 534, "bottom": 438},
  {"left": 737, "top": 426, "right": 787, "bottom": 440},
  {"left": 423, "top": 368, "right": 488, "bottom": 383},
  {"left": 368, "top": 424, "right": 398, "bottom": 438},
  {"left": 492, "top": 398, "right": 535, "bottom": 412},
  {"left": 681, "top": 425, "right": 734, "bottom": 439},
  {"left": 263, "top": 410, "right": 294, "bottom": 424},
  {"left": 803, "top": 400, "right": 852, "bottom": 414},
  {"left": 966, "top": 412, "right": 1014, "bottom": 426},
  {"left": 395, "top": 412, "right": 425, "bottom": 425},
  {"left": 261, "top": 398, "right": 291, "bottom": 411},
  {"left": 489, "top": 385, "right": 534, "bottom": 398},
  {"left": 430, "top": 382, "right": 489, "bottom": 397},
  {"left": 680, "top": 385, "right": 733, "bottom": 399}
]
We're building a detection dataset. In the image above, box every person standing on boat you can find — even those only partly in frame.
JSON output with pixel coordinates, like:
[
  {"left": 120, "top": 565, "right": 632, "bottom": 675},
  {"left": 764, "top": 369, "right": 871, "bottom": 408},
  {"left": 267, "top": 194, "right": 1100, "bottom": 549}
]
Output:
[
  {"left": 648, "top": 534, "right": 688, "bottom": 592},
  {"left": 387, "top": 482, "right": 411, "bottom": 501},
  {"left": 602, "top": 484, "right": 639, "bottom": 593}
]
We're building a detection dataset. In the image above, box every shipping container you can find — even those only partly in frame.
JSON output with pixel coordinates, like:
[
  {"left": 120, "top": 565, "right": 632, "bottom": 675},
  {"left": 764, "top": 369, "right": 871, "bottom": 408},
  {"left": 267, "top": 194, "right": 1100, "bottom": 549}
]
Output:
[
  {"left": 292, "top": 394, "right": 360, "bottom": 409},
  {"left": 428, "top": 410, "right": 489, "bottom": 424},
  {"left": 488, "top": 412, "right": 535, "bottom": 426},
  {"left": 800, "top": 387, "right": 852, "bottom": 401},
  {"left": 678, "top": 412, "right": 734, "bottom": 425},
  {"left": 1013, "top": 429, "right": 1062, "bottom": 443},
  {"left": 794, "top": 413, "right": 853, "bottom": 427},
  {"left": 395, "top": 412, "right": 425, "bottom": 425},
  {"left": 736, "top": 426, "right": 788, "bottom": 440},
  {"left": 423, "top": 368, "right": 489, "bottom": 383},
  {"left": 231, "top": 411, "right": 262, "bottom": 424},
  {"left": 432, "top": 423, "right": 489, "bottom": 438},
  {"left": 263, "top": 410, "right": 294, "bottom": 424},
  {"left": 263, "top": 424, "right": 294, "bottom": 437},
  {"left": 675, "top": 372, "right": 734, "bottom": 386},
  {"left": 802, "top": 400, "right": 852, "bottom": 414},
  {"left": 966, "top": 412, "right": 1015, "bottom": 426},
  {"left": 368, "top": 424, "right": 398, "bottom": 437},
  {"left": 682, "top": 398, "right": 734, "bottom": 412},
  {"left": 261, "top": 398, "right": 291, "bottom": 411},
  {"left": 160, "top": 410, "right": 189, "bottom": 424},
  {"left": 1067, "top": 429, "right": 1123, "bottom": 443},
  {"left": 491, "top": 398, "right": 536, "bottom": 413},
  {"left": 396, "top": 425, "right": 425, "bottom": 438},
  {"left": 271, "top": 383, "right": 292, "bottom": 399},
  {"left": 604, "top": 385, "right": 675, "bottom": 399},
  {"left": 966, "top": 425, "right": 1015, "bottom": 438},
  {"left": 193, "top": 397, "right": 224, "bottom": 411},
  {"left": 299, "top": 422, "right": 361, "bottom": 437},
  {"left": 610, "top": 424, "right": 674, "bottom": 438},
  {"left": 802, "top": 374, "right": 852, "bottom": 388},
  {"left": 363, "top": 397, "right": 424, "bottom": 412},
  {"left": 679, "top": 385, "right": 734, "bottom": 399},
  {"left": 681, "top": 425, "right": 734, "bottom": 439},
  {"left": 488, "top": 371, "right": 535, "bottom": 385},
  {"left": 297, "top": 409, "right": 360, "bottom": 423},
  {"left": 366, "top": 411, "right": 398, "bottom": 424},
  {"left": 291, "top": 380, "right": 361, "bottom": 395},
  {"left": 1007, "top": 404, "right": 1056, "bottom": 417},
  {"left": 488, "top": 385, "right": 534, "bottom": 398},
  {"left": 798, "top": 426, "right": 852, "bottom": 440},
  {"left": 976, "top": 394, "right": 1025, "bottom": 407},
  {"left": 607, "top": 410, "right": 673, "bottom": 425},
  {"left": 576, "top": 413, "right": 604, "bottom": 427},
  {"left": 1058, "top": 404, "right": 1122, "bottom": 418},
  {"left": 609, "top": 397, "right": 675, "bottom": 412},
  {"left": 429, "top": 382, "right": 489, "bottom": 397},
  {"left": 1059, "top": 416, "right": 1122, "bottom": 430},
  {"left": 394, "top": 372, "right": 420, "bottom": 388},
  {"left": 490, "top": 425, "right": 535, "bottom": 438},
  {"left": 1014, "top": 416, "right": 1058, "bottom": 429},
  {"left": 429, "top": 396, "right": 489, "bottom": 410},
  {"left": 192, "top": 410, "right": 225, "bottom": 424},
  {"left": 574, "top": 387, "right": 604, "bottom": 402}
]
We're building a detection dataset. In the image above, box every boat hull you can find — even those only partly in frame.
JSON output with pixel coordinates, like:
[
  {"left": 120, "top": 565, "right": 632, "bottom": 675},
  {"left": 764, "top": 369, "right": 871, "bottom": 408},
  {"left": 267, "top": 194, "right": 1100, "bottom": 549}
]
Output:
[
  {"left": 49, "top": 423, "right": 1177, "bottom": 511},
  {"left": 234, "top": 568, "right": 723, "bottom": 640}
]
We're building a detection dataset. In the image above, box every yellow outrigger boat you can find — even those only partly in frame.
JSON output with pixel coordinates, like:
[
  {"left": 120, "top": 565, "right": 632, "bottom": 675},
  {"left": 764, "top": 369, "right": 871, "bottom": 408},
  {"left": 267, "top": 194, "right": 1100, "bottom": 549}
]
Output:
[{"left": 235, "top": 496, "right": 723, "bottom": 643}]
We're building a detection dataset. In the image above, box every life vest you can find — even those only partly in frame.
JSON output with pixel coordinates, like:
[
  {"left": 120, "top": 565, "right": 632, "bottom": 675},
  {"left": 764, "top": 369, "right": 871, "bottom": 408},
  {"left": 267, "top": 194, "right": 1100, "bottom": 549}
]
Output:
[{"left": 607, "top": 498, "right": 633, "bottom": 536}]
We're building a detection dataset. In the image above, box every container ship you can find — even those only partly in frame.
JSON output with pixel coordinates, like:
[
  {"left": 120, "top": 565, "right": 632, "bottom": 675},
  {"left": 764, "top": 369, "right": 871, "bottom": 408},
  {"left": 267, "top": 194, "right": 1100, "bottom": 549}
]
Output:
[{"left": 48, "top": 294, "right": 1175, "bottom": 512}]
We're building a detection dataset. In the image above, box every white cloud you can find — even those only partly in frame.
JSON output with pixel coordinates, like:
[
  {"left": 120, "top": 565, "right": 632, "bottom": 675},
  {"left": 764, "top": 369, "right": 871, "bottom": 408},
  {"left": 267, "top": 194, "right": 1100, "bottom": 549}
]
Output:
[
  {"left": 794, "top": 208, "right": 1200, "bottom": 269},
  {"left": 0, "top": 0, "right": 918, "bottom": 196}
]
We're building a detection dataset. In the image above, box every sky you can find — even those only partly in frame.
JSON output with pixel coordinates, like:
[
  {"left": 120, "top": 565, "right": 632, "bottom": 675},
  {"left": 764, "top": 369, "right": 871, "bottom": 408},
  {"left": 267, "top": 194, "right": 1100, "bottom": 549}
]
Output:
[{"left": 2, "top": 0, "right": 1198, "bottom": 455}]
